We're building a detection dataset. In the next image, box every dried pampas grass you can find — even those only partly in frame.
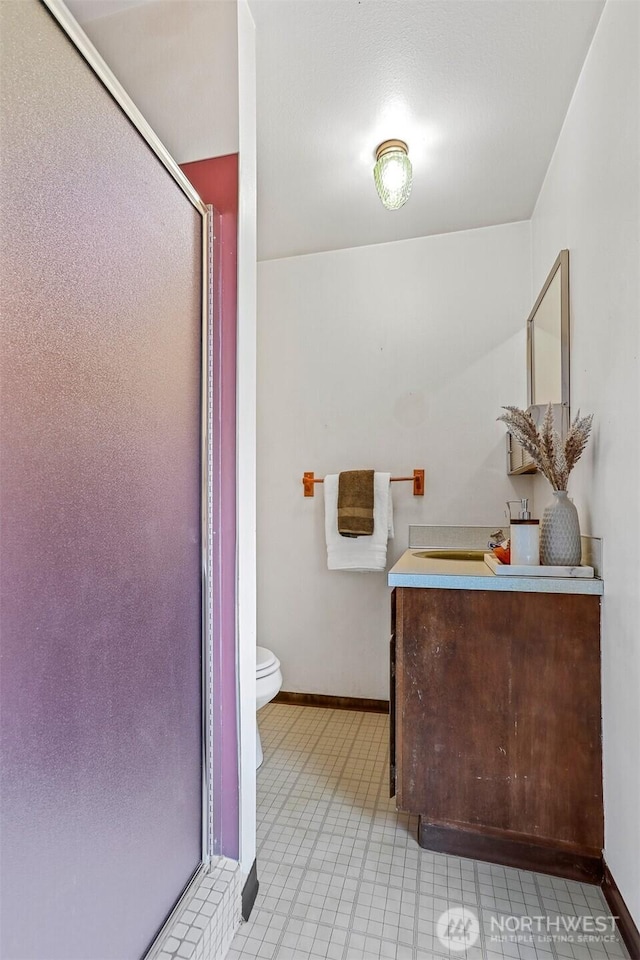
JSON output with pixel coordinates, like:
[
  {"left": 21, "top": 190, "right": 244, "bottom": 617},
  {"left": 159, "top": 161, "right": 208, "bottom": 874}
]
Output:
[{"left": 498, "top": 403, "right": 593, "bottom": 490}]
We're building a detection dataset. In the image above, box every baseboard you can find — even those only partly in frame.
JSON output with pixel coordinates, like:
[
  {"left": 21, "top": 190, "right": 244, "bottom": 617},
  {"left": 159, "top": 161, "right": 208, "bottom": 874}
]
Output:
[
  {"left": 274, "top": 691, "right": 389, "bottom": 713},
  {"left": 241, "top": 860, "right": 259, "bottom": 922},
  {"left": 418, "top": 819, "right": 603, "bottom": 885},
  {"left": 602, "top": 861, "right": 640, "bottom": 959}
]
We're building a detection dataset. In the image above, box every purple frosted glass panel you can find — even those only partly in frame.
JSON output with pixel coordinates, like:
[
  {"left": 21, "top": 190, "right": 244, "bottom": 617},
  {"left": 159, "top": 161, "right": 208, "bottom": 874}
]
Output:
[{"left": 0, "top": 3, "right": 203, "bottom": 959}]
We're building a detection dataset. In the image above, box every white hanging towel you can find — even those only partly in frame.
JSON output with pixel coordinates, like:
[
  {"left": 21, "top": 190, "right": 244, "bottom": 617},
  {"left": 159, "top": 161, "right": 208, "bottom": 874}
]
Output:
[{"left": 324, "top": 472, "right": 394, "bottom": 571}]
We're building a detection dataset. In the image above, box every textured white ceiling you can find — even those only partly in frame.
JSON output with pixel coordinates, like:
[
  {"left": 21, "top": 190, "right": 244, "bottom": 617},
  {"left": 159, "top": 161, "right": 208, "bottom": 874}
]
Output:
[
  {"left": 65, "top": 0, "right": 239, "bottom": 163},
  {"left": 65, "top": 0, "right": 151, "bottom": 23},
  {"left": 250, "top": 0, "right": 604, "bottom": 261}
]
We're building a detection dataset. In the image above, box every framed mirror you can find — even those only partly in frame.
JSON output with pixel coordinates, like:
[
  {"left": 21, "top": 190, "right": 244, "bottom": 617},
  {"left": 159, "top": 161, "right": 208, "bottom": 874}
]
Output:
[
  {"left": 527, "top": 249, "right": 570, "bottom": 414},
  {"left": 506, "top": 250, "right": 570, "bottom": 476}
]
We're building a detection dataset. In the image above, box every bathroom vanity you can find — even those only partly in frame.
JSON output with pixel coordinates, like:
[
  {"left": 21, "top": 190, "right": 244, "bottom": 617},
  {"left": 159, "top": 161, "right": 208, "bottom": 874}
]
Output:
[{"left": 388, "top": 546, "right": 604, "bottom": 883}]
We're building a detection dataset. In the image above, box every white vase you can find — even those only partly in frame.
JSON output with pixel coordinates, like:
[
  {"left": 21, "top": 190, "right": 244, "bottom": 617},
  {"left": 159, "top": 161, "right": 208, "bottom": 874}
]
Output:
[{"left": 540, "top": 491, "right": 582, "bottom": 566}]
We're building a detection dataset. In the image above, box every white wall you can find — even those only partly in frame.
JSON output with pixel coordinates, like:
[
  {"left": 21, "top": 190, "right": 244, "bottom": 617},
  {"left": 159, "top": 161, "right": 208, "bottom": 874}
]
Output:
[
  {"left": 257, "top": 221, "right": 533, "bottom": 700},
  {"left": 79, "top": 0, "right": 239, "bottom": 163},
  {"left": 236, "top": 0, "right": 257, "bottom": 878},
  {"left": 530, "top": 0, "right": 640, "bottom": 924}
]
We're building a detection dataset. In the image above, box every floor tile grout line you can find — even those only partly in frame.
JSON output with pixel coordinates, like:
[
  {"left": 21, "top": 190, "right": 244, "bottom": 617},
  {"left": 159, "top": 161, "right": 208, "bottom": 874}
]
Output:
[
  {"left": 253, "top": 715, "right": 386, "bottom": 922},
  {"left": 339, "top": 733, "right": 394, "bottom": 960},
  {"left": 258, "top": 703, "right": 331, "bottom": 765},
  {"left": 255, "top": 707, "right": 340, "bottom": 854},
  {"left": 474, "top": 860, "right": 487, "bottom": 960},
  {"left": 257, "top": 712, "right": 369, "bottom": 844},
  {"left": 257, "top": 702, "right": 301, "bottom": 752},
  {"left": 339, "top": 726, "right": 439, "bottom": 960},
  {"left": 263, "top": 711, "right": 372, "bottom": 957},
  {"left": 256, "top": 704, "right": 310, "bottom": 782},
  {"left": 252, "top": 766, "right": 392, "bottom": 922},
  {"left": 413, "top": 834, "right": 420, "bottom": 960},
  {"left": 533, "top": 872, "right": 560, "bottom": 960}
]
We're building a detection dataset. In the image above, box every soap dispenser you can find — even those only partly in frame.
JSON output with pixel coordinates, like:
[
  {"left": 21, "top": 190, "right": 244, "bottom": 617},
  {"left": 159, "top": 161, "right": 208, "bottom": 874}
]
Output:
[{"left": 506, "top": 499, "right": 540, "bottom": 566}]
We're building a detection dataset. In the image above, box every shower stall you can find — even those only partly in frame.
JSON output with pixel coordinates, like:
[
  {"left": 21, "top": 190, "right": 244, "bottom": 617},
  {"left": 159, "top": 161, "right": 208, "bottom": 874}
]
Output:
[{"left": 0, "top": 2, "right": 214, "bottom": 957}]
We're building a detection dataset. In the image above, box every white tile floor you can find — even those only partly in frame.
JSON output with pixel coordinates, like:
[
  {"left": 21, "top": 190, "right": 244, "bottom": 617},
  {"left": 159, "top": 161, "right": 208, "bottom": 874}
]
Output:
[{"left": 228, "top": 704, "right": 628, "bottom": 960}]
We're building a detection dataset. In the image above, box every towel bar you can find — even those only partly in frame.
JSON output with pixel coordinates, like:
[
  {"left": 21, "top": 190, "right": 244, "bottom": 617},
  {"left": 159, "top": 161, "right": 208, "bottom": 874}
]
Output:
[{"left": 302, "top": 469, "right": 424, "bottom": 498}]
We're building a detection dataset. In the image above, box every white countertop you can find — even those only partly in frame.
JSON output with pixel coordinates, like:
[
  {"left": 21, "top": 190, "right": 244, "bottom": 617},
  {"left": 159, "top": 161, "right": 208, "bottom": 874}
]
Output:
[{"left": 388, "top": 550, "right": 604, "bottom": 595}]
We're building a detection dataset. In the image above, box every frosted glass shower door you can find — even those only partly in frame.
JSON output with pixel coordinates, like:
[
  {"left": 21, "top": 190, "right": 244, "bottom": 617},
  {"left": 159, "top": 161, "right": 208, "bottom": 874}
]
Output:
[{"left": 0, "top": 2, "right": 208, "bottom": 958}]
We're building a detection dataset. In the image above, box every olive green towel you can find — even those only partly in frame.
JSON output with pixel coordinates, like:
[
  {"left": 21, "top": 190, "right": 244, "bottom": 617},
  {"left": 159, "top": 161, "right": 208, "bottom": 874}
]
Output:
[{"left": 337, "top": 469, "right": 375, "bottom": 537}]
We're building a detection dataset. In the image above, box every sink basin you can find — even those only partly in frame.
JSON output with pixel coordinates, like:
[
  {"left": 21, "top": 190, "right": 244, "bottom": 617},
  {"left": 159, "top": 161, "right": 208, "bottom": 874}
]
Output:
[{"left": 412, "top": 550, "right": 486, "bottom": 561}]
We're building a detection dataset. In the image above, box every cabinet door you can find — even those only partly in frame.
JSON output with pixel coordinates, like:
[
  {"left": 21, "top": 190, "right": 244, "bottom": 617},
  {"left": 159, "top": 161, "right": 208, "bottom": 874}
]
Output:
[
  {"left": 395, "top": 588, "right": 602, "bottom": 852},
  {"left": 397, "top": 588, "right": 511, "bottom": 821}
]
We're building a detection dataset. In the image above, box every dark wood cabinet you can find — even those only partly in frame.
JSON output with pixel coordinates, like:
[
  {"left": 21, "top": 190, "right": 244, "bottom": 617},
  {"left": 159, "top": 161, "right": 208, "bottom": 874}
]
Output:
[{"left": 390, "top": 586, "right": 603, "bottom": 882}]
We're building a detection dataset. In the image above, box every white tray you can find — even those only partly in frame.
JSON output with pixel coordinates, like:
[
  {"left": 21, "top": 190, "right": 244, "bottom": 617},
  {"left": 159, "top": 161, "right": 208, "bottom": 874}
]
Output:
[{"left": 484, "top": 553, "right": 594, "bottom": 578}]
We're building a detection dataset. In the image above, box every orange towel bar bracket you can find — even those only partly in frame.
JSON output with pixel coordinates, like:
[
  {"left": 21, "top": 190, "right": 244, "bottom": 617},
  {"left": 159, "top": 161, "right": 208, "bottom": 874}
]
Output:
[{"left": 303, "top": 469, "right": 424, "bottom": 498}]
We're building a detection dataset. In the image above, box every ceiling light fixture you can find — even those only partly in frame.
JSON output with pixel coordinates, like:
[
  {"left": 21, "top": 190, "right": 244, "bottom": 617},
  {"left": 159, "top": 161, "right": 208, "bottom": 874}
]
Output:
[{"left": 373, "top": 139, "right": 412, "bottom": 210}]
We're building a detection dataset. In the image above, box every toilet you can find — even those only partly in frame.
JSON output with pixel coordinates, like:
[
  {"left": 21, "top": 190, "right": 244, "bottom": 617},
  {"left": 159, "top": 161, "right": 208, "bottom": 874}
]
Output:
[{"left": 256, "top": 646, "right": 283, "bottom": 768}]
